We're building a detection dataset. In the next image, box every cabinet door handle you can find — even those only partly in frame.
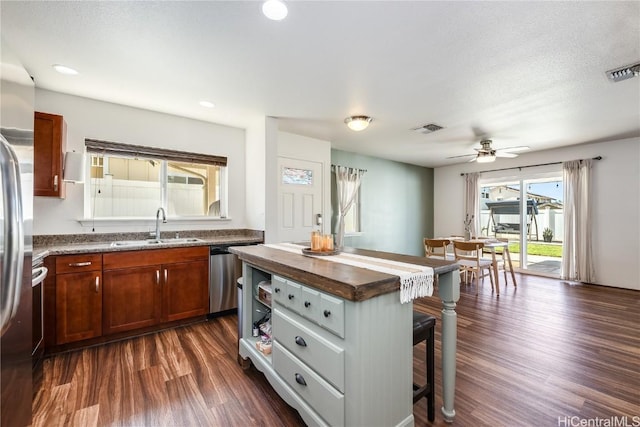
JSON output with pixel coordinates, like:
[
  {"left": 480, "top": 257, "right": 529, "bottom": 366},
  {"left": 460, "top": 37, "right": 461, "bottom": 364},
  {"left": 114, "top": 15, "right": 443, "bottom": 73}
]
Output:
[
  {"left": 294, "top": 373, "right": 307, "bottom": 386},
  {"left": 53, "top": 175, "right": 58, "bottom": 192},
  {"left": 274, "top": 287, "right": 281, "bottom": 293},
  {"left": 304, "top": 301, "right": 311, "bottom": 308},
  {"left": 69, "top": 261, "right": 91, "bottom": 267},
  {"left": 294, "top": 336, "right": 307, "bottom": 347},
  {"left": 156, "top": 270, "right": 160, "bottom": 285},
  {"left": 95, "top": 276, "right": 100, "bottom": 293},
  {"left": 164, "top": 269, "right": 168, "bottom": 283},
  {"left": 288, "top": 294, "right": 294, "bottom": 300},
  {"left": 323, "top": 309, "right": 331, "bottom": 318}
]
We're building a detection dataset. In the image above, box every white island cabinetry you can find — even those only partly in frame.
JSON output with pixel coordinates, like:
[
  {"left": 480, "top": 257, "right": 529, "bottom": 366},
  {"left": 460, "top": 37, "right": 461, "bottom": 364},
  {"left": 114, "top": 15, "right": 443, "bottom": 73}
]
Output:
[
  {"left": 231, "top": 244, "right": 461, "bottom": 426},
  {"left": 240, "top": 266, "right": 413, "bottom": 427}
]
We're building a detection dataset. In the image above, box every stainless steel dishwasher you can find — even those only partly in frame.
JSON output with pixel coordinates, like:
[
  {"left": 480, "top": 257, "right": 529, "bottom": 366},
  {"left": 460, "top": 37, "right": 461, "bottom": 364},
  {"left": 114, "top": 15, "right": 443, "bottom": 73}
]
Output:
[{"left": 209, "top": 245, "right": 241, "bottom": 316}]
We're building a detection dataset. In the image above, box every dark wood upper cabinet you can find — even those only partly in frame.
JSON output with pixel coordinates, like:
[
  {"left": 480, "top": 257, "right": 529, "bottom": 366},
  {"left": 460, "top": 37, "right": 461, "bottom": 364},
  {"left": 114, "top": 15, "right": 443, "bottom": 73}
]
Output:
[{"left": 34, "top": 111, "right": 66, "bottom": 198}]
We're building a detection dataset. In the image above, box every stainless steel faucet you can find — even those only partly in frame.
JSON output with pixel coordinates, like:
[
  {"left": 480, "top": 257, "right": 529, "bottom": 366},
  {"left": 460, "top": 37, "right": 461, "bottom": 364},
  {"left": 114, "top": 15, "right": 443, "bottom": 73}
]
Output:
[{"left": 155, "top": 207, "right": 166, "bottom": 240}]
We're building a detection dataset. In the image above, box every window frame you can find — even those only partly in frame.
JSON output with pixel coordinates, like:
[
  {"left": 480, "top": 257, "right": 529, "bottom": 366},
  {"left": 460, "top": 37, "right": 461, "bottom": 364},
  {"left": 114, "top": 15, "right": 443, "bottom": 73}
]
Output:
[{"left": 83, "top": 139, "right": 228, "bottom": 221}]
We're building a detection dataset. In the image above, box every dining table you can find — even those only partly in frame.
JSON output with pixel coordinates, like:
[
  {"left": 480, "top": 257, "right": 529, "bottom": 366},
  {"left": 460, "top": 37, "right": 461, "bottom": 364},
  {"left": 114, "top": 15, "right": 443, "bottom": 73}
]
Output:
[{"left": 445, "top": 237, "right": 517, "bottom": 296}]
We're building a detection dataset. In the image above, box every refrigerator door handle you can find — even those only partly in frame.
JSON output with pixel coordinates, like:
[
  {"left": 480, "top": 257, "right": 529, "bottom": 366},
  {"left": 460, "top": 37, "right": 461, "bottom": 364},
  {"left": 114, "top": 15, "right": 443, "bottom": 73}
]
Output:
[{"left": 0, "top": 135, "right": 25, "bottom": 334}]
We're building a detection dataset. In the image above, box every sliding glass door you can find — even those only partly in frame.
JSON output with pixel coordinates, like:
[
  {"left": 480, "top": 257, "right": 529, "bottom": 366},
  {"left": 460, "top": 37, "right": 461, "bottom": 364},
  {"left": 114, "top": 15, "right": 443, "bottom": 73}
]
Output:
[{"left": 479, "top": 174, "right": 563, "bottom": 277}]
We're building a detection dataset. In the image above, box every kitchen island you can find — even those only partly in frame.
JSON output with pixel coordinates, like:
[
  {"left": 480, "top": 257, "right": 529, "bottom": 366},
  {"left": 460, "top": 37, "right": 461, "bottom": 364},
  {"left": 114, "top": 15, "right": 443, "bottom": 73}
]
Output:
[{"left": 230, "top": 245, "right": 460, "bottom": 426}]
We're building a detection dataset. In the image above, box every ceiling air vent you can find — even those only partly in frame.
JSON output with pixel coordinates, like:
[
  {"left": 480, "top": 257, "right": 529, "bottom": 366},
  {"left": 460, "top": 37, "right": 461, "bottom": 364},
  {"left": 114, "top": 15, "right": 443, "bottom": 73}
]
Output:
[
  {"left": 412, "top": 123, "right": 444, "bottom": 134},
  {"left": 606, "top": 62, "right": 640, "bottom": 83}
]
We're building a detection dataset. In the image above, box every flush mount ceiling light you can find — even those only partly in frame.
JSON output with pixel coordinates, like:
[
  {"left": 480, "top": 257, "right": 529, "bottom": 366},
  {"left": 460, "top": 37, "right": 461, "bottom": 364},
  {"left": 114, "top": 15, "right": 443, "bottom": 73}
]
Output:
[
  {"left": 606, "top": 62, "right": 640, "bottom": 83},
  {"left": 262, "top": 0, "right": 288, "bottom": 21},
  {"left": 344, "top": 116, "right": 372, "bottom": 132},
  {"left": 52, "top": 64, "right": 79, "bottom": 75},
  {"left": 199, "top": 100, "right": 215, "bottom": 108}
]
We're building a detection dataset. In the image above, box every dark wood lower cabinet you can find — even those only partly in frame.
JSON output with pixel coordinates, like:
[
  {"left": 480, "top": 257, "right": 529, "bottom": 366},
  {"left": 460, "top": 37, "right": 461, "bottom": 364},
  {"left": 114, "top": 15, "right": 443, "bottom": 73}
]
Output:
[
  {"left": 163, "top": 260, "right": 209, "bottom": 322},
  {"left": 102, "top": 246, "right": 209, "bottom": 336},
  {"left": 103, "top": 265, "right": 163, "bottom": 335},
  {"left": 55, "top": 271, "right": 102, "bottom": 345},
  {"left": 46, "top": 246, "right": 210, "bottom": 351}
]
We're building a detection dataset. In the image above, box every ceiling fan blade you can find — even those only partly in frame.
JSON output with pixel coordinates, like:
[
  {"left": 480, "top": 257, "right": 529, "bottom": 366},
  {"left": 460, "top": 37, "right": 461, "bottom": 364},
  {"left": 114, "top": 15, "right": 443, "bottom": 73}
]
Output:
[
  {"left": 495, "top": 152, "right": 518, "bottom": 158},
  {"left": 499, "top": 146, "right": 530, "bottom": 153},
  {"left": 467, "top": 156, "right": 477, "bottom": 162},
  {"left": 446, "top": 153, "right": 476, "bottom": 159}
]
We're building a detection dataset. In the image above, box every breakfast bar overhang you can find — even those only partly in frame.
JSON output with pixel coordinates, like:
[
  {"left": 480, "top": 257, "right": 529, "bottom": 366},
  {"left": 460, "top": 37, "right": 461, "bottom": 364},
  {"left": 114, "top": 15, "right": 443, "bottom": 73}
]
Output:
[{"left": 230, "top": 244, "right": 461, "bottom": 425}]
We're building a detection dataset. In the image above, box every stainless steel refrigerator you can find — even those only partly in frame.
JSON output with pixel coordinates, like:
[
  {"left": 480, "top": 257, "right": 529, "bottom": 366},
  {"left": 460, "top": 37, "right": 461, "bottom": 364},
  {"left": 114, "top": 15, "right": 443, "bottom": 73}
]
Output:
[{"left": 1, "top": 38, "right": 35, "bottom": 427}]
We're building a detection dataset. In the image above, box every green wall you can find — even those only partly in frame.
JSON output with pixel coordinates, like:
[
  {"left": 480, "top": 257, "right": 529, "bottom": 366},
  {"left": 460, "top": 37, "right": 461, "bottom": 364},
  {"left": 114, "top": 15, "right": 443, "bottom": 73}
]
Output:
[{"left": 331, "top": 149, "right": 434, "bottom": 256}]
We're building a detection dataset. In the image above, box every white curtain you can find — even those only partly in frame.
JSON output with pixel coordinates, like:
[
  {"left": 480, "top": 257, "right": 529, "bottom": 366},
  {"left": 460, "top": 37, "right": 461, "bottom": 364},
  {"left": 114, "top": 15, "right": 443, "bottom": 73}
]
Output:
[
  {"left": 562, "top": 159, "right": 595, "bottom": 282},
  {"left": 333, "top": 165, "right": 364, "bottom": 249},
  {"left": 464, "top": 172, "right": 480, "bottom": 237}
]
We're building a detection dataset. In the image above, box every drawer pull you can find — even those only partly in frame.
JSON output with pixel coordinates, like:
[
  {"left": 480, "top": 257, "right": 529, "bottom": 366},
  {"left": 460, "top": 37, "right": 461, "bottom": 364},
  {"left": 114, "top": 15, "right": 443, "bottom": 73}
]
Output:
[
  {"left": 323, "top": 309, "right": 331, "bottom": 318},
  {"left": 274, "top": 287, "right": 281, "bottom": 293},
  {"left": 304, "top": 301, "right": 311, "bottom": 308},
  {"left": 294, "top": 336, "right": 307, "bottom": 347},
  {"left": 294, "top": 373, "right": 307, "bottom": 386},
  {"left": 288, "top": 294, "right": 295, "bottom": 300},
  {"left": 69, "top": 261, "right": 91, "bottom": 267}
]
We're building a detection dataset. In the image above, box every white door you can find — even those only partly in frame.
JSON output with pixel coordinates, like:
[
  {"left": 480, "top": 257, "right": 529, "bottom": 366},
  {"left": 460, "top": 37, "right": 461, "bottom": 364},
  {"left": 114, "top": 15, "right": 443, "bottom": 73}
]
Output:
[{"left": 277, "top": 157, "right": 323, "bottom": 243}]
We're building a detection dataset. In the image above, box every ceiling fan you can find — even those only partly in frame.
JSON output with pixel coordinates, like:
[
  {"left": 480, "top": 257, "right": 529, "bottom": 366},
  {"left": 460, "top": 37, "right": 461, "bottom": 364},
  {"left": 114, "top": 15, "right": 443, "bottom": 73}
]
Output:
[{"left": 447, "top": 139, "right": 529, "bottom": 163}]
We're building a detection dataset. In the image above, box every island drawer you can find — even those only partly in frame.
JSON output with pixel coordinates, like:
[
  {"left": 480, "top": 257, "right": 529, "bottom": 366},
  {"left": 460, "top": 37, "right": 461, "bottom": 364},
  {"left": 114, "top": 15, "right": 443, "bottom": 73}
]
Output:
[
  {"left": 273, "top": 307, "right": 344, "bottom": 392},
  {"left": 273, "top": 340, "right": 344, "bottom": 427},
  {"left": 272, "top": 275, "right": 345, "bottom": 338}
]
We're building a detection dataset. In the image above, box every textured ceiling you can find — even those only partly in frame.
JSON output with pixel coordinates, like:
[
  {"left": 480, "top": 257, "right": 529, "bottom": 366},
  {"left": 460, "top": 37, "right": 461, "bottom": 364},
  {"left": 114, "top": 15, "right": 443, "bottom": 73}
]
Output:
[{"left": 1, "top": 1, "right": 639, "bottom": 167}]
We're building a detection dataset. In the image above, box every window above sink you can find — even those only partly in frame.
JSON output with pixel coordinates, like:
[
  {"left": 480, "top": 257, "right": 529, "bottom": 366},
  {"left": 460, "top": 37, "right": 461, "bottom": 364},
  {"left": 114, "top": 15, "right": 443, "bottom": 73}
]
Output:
[{"left": 83, "top": 139, "right": 228, "bottom": 221}]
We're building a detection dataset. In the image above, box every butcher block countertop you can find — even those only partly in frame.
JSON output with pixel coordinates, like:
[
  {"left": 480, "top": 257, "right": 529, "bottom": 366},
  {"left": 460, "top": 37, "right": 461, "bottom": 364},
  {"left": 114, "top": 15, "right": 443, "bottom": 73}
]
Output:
[{"left": 229, "top": 244, "right": 459, "bottom": 302}]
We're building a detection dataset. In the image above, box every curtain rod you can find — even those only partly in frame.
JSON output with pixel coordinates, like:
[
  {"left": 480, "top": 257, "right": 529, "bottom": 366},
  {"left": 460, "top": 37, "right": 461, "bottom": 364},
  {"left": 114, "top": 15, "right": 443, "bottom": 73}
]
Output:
[
  {"left": 460, "top": 156, "right": 602, "bottom": 176},
  {"left": 331, "top": 164, "right": 367, "bottom": 173}
]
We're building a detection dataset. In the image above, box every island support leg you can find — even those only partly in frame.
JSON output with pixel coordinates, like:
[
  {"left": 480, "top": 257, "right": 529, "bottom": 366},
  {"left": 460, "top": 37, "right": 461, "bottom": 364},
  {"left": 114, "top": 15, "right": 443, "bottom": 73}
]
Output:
[{"left": 437, "top": 270, "right": 460, "bottom": 423}]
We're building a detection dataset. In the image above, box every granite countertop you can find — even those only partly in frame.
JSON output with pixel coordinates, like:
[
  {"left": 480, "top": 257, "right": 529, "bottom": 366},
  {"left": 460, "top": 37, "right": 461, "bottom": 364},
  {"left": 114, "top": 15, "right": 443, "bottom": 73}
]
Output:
[{"left": 33, "top": 229, "right": 263, "bottom": 264}]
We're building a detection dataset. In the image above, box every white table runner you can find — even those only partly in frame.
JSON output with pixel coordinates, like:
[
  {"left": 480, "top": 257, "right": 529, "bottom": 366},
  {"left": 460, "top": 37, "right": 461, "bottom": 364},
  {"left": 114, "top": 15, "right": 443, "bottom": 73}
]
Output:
[{"left": 264, "top": 243, "right": 434, "bottom": 303}]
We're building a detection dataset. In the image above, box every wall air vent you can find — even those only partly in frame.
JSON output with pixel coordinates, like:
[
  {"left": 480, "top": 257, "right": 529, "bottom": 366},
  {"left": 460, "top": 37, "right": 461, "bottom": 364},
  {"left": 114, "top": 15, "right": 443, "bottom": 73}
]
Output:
[
  {"left": 606, "top": 62, "right": 640, "bottom": 83},
  {"left": 412, "top": 123, "right": 444, "bottom": 134}
]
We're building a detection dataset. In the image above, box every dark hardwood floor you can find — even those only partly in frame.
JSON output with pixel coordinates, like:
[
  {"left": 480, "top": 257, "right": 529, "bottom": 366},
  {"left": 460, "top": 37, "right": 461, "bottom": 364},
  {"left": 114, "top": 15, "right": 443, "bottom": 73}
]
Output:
[{"left": 33, "top": 274, "right": 640, "bottom": 426}]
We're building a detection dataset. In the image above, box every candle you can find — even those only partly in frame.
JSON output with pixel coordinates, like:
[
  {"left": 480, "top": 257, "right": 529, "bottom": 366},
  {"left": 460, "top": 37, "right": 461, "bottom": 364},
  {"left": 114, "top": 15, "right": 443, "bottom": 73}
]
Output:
[
  {"left": 322, "top": 234, "right": 334, "bottom": 251},
  {"left": 311, "top": 231, "right": 322, "bottom": 251}
]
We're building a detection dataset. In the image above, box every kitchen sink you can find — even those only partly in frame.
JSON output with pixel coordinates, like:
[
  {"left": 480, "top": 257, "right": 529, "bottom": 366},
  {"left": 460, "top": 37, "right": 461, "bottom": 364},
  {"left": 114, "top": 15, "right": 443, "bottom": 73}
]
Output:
[
  {"left": 160, "top": 237, "right": 203, "bottom": 244},
  {"left": 110, "top": 237, "right": 203, "bottom": 247}
]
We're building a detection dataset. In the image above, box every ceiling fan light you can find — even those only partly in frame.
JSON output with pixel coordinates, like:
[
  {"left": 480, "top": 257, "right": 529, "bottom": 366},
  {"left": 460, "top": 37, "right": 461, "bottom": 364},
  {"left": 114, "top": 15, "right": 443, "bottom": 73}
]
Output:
[
  {"left": 476, "top": 152, "right": 496, "bottom": 163},
  {"left": 344, "top": 115, "right": 372, "bottom": 131}
]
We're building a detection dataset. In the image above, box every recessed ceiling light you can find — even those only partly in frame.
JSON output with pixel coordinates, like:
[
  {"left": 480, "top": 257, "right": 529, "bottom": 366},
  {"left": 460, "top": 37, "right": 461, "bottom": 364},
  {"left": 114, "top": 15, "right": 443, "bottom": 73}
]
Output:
[
  {"left": 52, "top": 64, "right": 79, "bottom": 75},
  {"left": 199, "top": 101, "right": 215, "bottom": 108},
  {"left": 344, "top": 116, "right": 372, "bottom": 131},
  {"left": 262, "top": 0, "right": 288, "bottom": 21}
]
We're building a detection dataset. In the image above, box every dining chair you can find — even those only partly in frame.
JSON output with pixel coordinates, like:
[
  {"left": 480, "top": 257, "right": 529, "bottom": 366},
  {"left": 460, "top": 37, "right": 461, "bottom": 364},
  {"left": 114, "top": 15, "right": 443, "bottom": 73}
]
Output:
[
  {"left": 493, "top": 238, "right": 516, "bottom": 287},
  {"left": 453, "top": 240, "right": 495, "bottom": 295},
  {"left": 423, "top": 238, "right": 454, "bottom": 260}
]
